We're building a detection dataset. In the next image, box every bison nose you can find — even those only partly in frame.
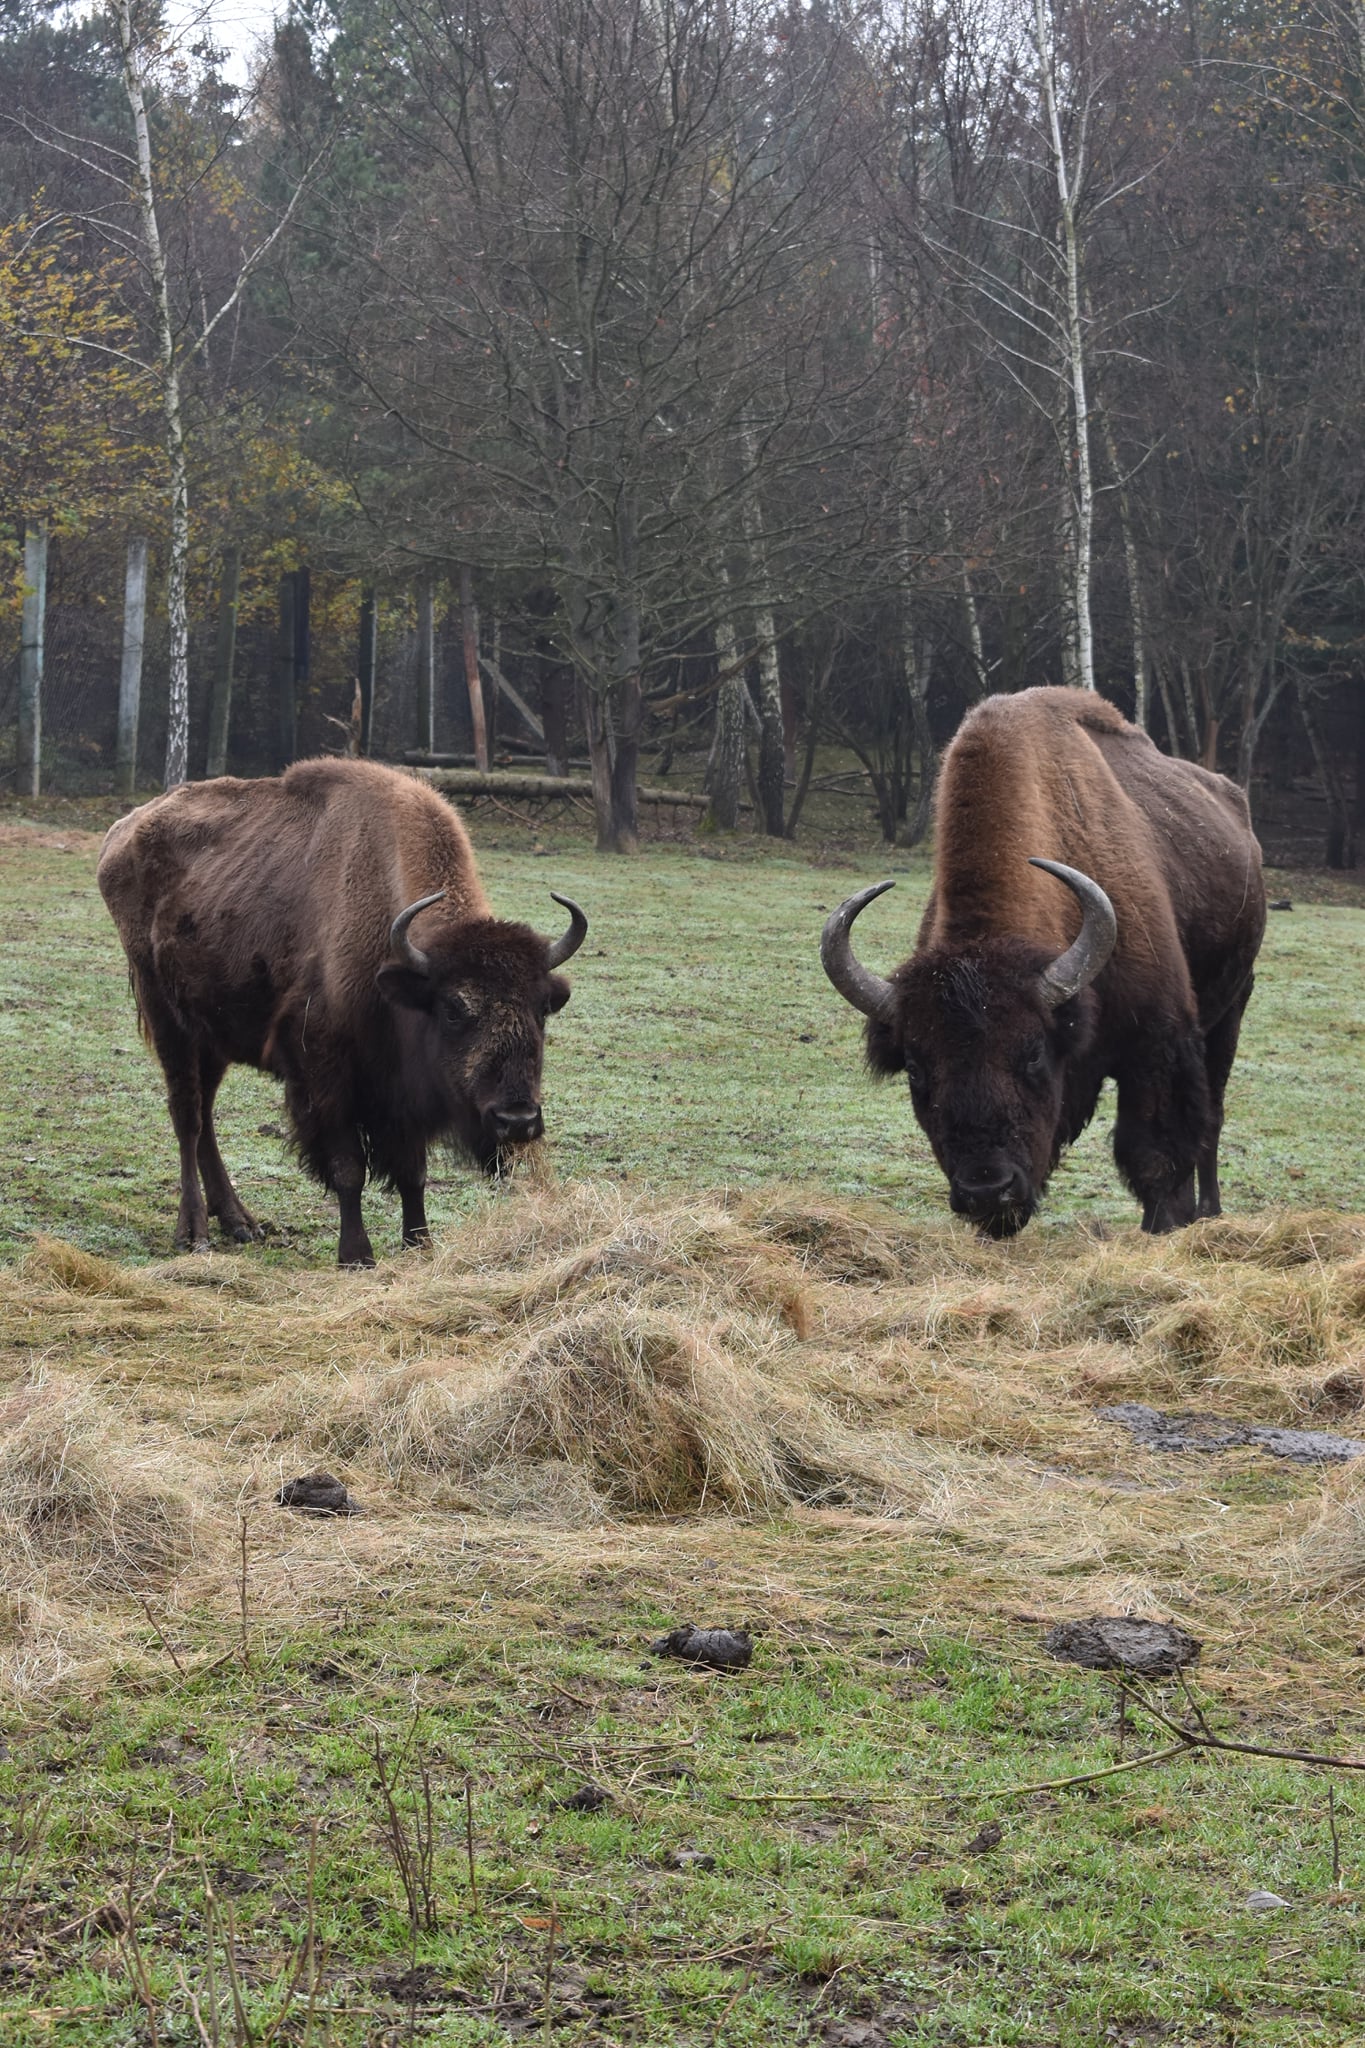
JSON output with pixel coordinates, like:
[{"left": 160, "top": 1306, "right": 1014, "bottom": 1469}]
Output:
[
  {"left": 950, "top": 1163, "right": 1026, "bottom": 1211},
  {"left": 492, "top": 1105, "right": 543, "bottom": 1144}
]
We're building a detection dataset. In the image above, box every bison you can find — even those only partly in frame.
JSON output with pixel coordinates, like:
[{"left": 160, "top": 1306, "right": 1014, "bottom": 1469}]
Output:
[
  {"left": 820, "top": 688, "right": 1265, "bottom": 1236},
  {"left": 97, "top": 758, "right": 587, "bottom": 1266}
]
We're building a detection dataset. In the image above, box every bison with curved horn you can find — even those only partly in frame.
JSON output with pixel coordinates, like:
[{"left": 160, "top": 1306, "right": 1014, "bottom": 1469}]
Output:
[
  {"left": 821, "top": 688, "right": 1265, "bottom": 1236},
  {"left": 98, "top": 758, "right": 588, "bottom": 1266}
]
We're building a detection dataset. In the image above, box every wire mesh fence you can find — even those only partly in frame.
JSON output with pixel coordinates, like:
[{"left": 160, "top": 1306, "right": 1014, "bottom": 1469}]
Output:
[{"left": 0, "top": 597, "right": 530, "bottom": 796}]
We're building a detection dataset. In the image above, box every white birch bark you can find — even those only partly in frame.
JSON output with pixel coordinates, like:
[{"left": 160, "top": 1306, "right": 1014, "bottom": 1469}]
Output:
[
  {"left": 18, "top": 522, "right": 47, "bottom": 799},
  {"left": 1035, "top": 0, "right": 1096, "bottom": 691},
  {"left": 117, "top": 534, "right": 149, "bottom": 796},
  {"left": 115, "top": 0, "right": 192, "bottom": 787}
]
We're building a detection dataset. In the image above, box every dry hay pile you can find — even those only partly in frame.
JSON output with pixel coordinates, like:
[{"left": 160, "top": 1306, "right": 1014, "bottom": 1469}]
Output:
[{"left": 1, "top": 1191, "right": 1364, "bottom": 1689}]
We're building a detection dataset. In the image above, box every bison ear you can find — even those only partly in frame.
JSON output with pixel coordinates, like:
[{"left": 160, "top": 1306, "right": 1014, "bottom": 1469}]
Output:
[
  {"left": 864, "top": 1009, "right": 903, "bottom": 1076},
  {"left": 376, "top": 963, "right": 435, "bottom": 1013},
  {"left": 546, "top": 975, "right": 571, "bottom": 1015}
]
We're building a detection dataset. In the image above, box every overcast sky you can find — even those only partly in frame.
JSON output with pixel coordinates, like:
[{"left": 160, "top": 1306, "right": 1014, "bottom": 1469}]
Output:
[{"left": 168, "top": 0, "right": 281, "bottom": 83}]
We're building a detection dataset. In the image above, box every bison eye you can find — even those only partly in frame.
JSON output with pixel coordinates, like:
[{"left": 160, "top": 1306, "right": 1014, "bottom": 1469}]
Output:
[
  {"left": 904, "top": 1052, "right": 927, "bottom": 1092},
  {"left": 1022, "top": 1041, "right": 1049, "bottom": 1080},
  {"left": 442, "top": 992, "right": 473, "bottom": 1029}
]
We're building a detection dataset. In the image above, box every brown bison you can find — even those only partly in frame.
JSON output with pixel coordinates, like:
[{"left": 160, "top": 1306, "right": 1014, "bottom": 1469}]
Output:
[
  {"left": 820, "top": 688, "right": 1265, "bottom": 1236},
  {"left": 98, "top": 758, "right": 587, "bottom": 1266}
]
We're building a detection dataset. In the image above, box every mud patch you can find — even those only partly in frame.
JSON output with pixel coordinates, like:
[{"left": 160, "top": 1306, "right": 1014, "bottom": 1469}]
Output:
[{"left": 1100, "top": 1402, "right": 1365, "bottom": 1465}]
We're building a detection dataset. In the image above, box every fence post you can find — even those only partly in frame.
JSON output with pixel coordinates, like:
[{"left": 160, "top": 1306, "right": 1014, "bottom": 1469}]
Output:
[
  {"left": 273, "top": 572, "right": 297, "bottom": 771},
  {"left": 357, "top": 587, "right": 377, "bottom": 756},
  {"left": 416, "top": 578, "right": 435, "bottom": 755},
  {"left": 18, "top": 522, "right": 48, "bottom": 798},
  {"left": 115, "top": 534, "right": 149, "bottom": 800},
  {"left": 204, "top": 545, "right": 240, "bottom": 779}
]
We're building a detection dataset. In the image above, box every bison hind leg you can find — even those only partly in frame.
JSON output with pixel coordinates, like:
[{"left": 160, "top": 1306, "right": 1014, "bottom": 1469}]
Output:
[
  {"left": 1195, "top": 978, "right": 1255, "bottom": 1220},
  {"left": 196, "top": 1049, "right": 261, "bottom": 1243}
]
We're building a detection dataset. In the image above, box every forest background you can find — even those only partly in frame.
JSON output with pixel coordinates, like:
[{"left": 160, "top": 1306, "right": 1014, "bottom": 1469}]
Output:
[{"left": 2, "top": 0, "right": 1365, "bottom": 862}]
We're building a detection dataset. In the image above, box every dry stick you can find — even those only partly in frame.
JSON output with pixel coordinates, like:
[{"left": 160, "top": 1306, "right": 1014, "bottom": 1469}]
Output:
[
  {"left": 1120, "top": 1682, "right": 1365, "bottom": 1773},
  {"left": 221, "top": 1894, "right": 253, "bottom": 2048},
  {"left": 121, "top": 1841, "right": 161, "bottom": 2048},
  {"left": 542, "top": 1901, "right": 559, "bottom": 2035},
  {"left": 196, "top": 1864, "right": 221, "bottom": 2046},
  {"left": 1328, "top": 1785, "right": 1343, "bottom": 1890},
  {"left": 464, "top": 1778, "right": 479, "bottom": 1919},
  {"left": 136, "top": 1593, "right": 188, "bottom": 1677},
  {"left": 237, "top": 1510, "right": 251, "bottom": 1671}
]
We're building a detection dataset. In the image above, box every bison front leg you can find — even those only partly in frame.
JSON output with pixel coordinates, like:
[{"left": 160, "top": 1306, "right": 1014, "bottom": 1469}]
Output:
[
  {"left": 328, "top": 1140, "right": 376, "bottom": 1269},
  {"left": 1112, "top": 1030, "right": 1210, "bottom": 1234}
]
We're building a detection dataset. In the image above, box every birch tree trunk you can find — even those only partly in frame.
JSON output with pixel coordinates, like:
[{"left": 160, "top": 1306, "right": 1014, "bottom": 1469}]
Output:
[
  {"left": 204, "top": 545, "right": 239, "bottom": 779},
  {"left": 116, "top": 534, "right": 148, "bottom": 798},
  {"left": 1035, "top": 0, "right": 1096, "bottom": 692},
  {"left": 736, "top": 420, "right": 787, "bottom": 836},
  {"left": 1098, "top": 405, "right": 1149, "bottom": 726},
  {"left": 114, "top": 0, "right": 192, "bottom": 787},
  {"left": 18, "top": 521, "right": 47, "bottom": 799}
]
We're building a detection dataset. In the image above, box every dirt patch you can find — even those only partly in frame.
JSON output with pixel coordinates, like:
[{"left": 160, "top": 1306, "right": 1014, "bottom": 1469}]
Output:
[{"left": 0, "top": 825, "right": 104, "bottom": 855}]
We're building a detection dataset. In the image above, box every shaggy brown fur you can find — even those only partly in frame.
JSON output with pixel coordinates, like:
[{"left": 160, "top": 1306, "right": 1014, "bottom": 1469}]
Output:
[
  {"left": 864, "top": 689, "right": 1266, "bottom": 1234},
  {"left": 98, "top": 759, "right": 581, "bottom": 1265}
]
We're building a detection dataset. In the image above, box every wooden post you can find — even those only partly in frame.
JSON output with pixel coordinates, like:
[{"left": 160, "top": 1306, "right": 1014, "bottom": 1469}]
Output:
[
  {"left": 18, "top": 522, "right": 48, "bottom": 798},
  {"left": 273, "top": 572, "right": 297, "bottom": 771},
  {"left": 357, "top": 587, "right": 377, "bottom": 757},
  {"left": 204, "top": 545, "right": 239, "bottom": 779},
  {"left": 416, "top": 579, "right": 436, "bottom": 756},
  {"left": 459, "top": 565, "right": 489, "bottom": 771}
]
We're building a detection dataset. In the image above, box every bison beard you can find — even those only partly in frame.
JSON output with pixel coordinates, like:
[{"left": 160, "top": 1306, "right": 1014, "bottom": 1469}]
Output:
[
  {"left": 820, "top": 689, "right": 1266, "bottom": 1236},
  {"left": 97, "top": 759, "right": 587, "bottom": 1266}
]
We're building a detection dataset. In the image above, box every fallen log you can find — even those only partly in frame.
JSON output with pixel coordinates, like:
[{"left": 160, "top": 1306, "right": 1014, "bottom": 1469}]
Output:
[{"left": 413, "top": 767, "right": 709, "bottom": 809}]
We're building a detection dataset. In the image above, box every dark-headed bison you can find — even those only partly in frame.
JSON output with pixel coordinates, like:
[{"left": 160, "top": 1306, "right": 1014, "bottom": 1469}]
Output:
[
  {"left": 98, "top": 758, "right": 587, "bottom": 1265},
  {"left": 820, "top": 688, "right": 1265, "bottom": 1236}
]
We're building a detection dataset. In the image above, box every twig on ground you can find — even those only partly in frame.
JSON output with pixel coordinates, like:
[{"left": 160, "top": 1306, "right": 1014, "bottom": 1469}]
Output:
[
  {"left": 720, "top": 1744, "right": 1191, "bottom": 1806},
  {"left": 120, "top": 1842, "right": 160, "bottom": 2048},
  {"left": 1328, "top": 1785, "right": 1343, "bottom": 1889},
  {"left": 1120, "top": 1682, "right": 1365, "bottom": 1773},
  {"left": 136, "top": 1594, "right": 187, "bottom": 1677},
  {"left": 542, "top": 1900, "right": 559, "bottom": 2035},
  {"left": 236, "top": 1510, "right": 251, "bottom": 1671},
  {"left": 464, "top": 1778, "right": 479, "bottom": 1919}
]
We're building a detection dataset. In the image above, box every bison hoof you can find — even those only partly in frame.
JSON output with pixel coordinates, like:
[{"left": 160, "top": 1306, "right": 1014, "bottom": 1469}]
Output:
[{"left": 226, "top": 1219, "right": 261, "bottom": 1244}]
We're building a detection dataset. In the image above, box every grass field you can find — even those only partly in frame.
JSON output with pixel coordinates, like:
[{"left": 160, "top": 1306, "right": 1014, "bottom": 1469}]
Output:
[{"left": 1, "top": 796, "right": 1364, "bottom": 2047}]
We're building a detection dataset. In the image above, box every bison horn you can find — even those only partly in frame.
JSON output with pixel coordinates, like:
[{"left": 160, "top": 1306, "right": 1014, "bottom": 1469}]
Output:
[
  {"left": 1030, "top": 858, "right": 1117, "bottom": 1007},
  {"left": 820, "top": 881, "right": 896, "bottom": 1019},
  {"left": 545, "top": 891, "right": 588, "bottom": 968},
  {"left": 390, "top": 890, "right": 447, "bottom": 973}
]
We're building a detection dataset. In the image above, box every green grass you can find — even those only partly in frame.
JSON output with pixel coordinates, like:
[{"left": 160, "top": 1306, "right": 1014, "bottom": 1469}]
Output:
[
  {"left": 0, "top": 812, "right": 1362, "bottom": 1262},
  {"left": 2, "top": 803, "right": 1365, "bottom": 2045},
  {"left": 4, "top": 1545, "right": 1364, "bottom": 2046}
]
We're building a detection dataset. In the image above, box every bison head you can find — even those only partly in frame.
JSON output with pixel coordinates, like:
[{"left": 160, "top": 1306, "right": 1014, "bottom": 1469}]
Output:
[
  {"left": 375, "top": 890, "right": 587, "bottom": 1169},
  {"left": 821, "top": 861, "right": 1116, "bottom": 1237}
]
